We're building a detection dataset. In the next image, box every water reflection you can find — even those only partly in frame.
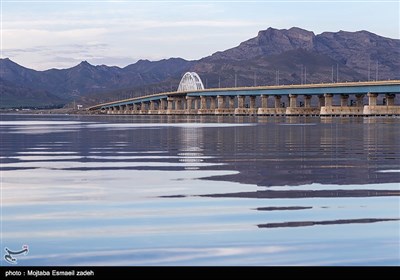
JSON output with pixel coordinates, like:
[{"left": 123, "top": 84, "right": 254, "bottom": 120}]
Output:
[
  {"left": 178, "top": 126, "right": 204, "bottom": 170},
  {"left": 1, "top": 114, "right": 399, "bottom": 266}
]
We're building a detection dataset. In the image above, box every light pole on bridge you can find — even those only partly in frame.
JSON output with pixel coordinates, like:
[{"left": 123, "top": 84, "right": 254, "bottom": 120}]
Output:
[
  {"left": 276, "top": 70, "right": 280, "bottom": 86},
  {"left": 234, "top": 72, "right": 237, "bottom": 88}
]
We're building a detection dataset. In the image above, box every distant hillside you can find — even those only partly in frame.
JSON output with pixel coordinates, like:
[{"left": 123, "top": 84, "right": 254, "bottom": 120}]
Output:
[
  {"left": 0, "top": 57, "right": 193, "bottom": 98},
  {"left": 1, "top": 27, "right": 399, "bottom": 108},
  {"left": 0, "top": 78, "right": 64, "bottom": 108},
  {"left": 192, "top": 27, "right": 400, "bottom": 87}
]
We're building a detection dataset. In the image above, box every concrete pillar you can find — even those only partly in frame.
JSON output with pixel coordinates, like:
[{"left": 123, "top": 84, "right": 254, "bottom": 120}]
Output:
[
  {"left": 367, "top": 93, "right": 378, "bottom": 106},
  {"left": 133, "top": 104, "right": 138, "bottom": 111},
  {"left": 160, "top": 99, "right": 166, "bottom": 110},
  {"left": 304, "top": 95, "right": 312, "bottom": 108},
  {"left": 217, "top": 95, "right": 225, "bottom": 109},
  {"left": 340, "top": 94, "right": 349, "bottom": 107},
  {"left": 186, "top": 97, "right": 193, "bottom": 110},
  {"left": 289, "top": 94, "right": 297, "bottom": 108},
  {"left": 324, "top": 94, "right": 333, "bottom": 107},
  {"left": 181, "top": 98, "right": 186, "bottom": 110},
  {"left": 167, "top": 98, "right": 173, "bottom": 110},
  {"left": 229, "top": 96, "right": 235, "bottom": 108},
  {"left": 249, "top": 96, "right": 256, "bottom": 109},
  {"left": 200, "top": 96, "right": 207, "bottom": 109},
  {"left": 318, "top": 95, "right": 325, "bottom": 107},
  {"left": 261, "top": 95, "right": 269, "bottom": 108},
  {"left": 386, "top": 94, "right": 395, "bottom": 106},
  {"left": 237, "top": 96, "right": 245, "bottom": 108},
  {"left": 355, "top": 94, "right": 364, "bottom": 107},
  {"left": 274, "top": 95, "right": 282, "bottom": 108},
  {"left": 175, "top": 98, "right": 183, "bottom": 110},
  {"left": 194, "top": 98, "right": 199, "bottom": 110},
  {"left": 209, "top": 97, "right": 216, "bottom": 110},
  {"left": 149, "top": 100, "right": 155, "bottom": 111}
]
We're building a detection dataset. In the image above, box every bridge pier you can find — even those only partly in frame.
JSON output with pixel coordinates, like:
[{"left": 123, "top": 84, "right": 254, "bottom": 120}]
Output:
[
  {"left": 286, "top": 94, "right": 319, "bottom": 115},
  {"left": 274, "top": 95, "right": 286, "bottom": 115},
  {"left": 318, "top": 95, "right": 325, "bottom": 107},
  {"left": 304, "top": 95, "right": 312, "bottom": 108},
  {"left": 286, "top": 94, "right": 297, "bottom": 115},
  {"left": 325, "top": 93, "right": 333, "bottom": 107},
  {"left": 167, "top": 98, "right": 173, "bottom": 113},
  {"left": 261, "top": 95, "right": 268, "bottom": 108},
  {"left": 149, "top": 100, "right": 155, "bottom": 110},
  {"left": 185, "top": 96, "right": 197, "bottom": 114},
  {"left": 157, "top": 99, "right": 166, "bottom": 114},
  {"left": 148, "top": 100, "right": 159, "bottom": 114},
  {"left": 258, "top": 95, "right": 276, "bottom": 115},
  {"left": 209, "top": 96, "right": 216, "bottom": 110},
  {"left": 193, "top": 98, "right": 199, "bottom": 110},
  {"left": 229, "top": 96, "right": 235, "bottom": 109},
  {"left": 320, "top": 94, "right": 333, "bottom": 116},
  {"left": 364, "top": 93, "right": 400, "bottom": 115},
  {"left": 198, "top": 96, "right": 213, "bottom": 114},
  {"left": 274, "top": 95, "right": 282, "bottom": 108},
  {"left": 140, "top": 102, "right": 149, "bottom": 114},
  {"left": 132, "top": 103, "right": 139, "bottom": 114},
  {"left": 247, "top": 96, "right": 257, "bottom": 115},
  {"left": 356, "top": 94, "right": 364, "bottom": 107},
  {"left": 386, "top": 93, "right": 395, "bottom": 106},
  {"left": 167, "top": 97, "right": 186, "bottom": 114},
  {"left": 215, "top": 95, "right": 235, "bottom": 115},
  {"left": 340, "top": 94, "right": 349, "bottom": 107},
  {"left": 235, "top": 96, "right": 246, "bottom": 115},
  {"left": 321, "top": 93, "right": 365, "bottom": 116},
  {"left": 368, "top": 92, "right": 378, "bottom": 106},
  {"left": 200, "top": 96, "right": 207, "bottom": 109}
]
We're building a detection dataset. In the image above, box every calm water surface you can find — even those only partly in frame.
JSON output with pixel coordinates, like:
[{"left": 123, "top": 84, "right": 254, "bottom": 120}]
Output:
[{"left": 1, "top": 114, "right": 399, "bottom": 266}]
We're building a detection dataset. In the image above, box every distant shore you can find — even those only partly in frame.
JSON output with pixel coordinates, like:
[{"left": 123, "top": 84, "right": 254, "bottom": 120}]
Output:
[{"left": 0, "top": 108, "right": 92, "bottom": 115}]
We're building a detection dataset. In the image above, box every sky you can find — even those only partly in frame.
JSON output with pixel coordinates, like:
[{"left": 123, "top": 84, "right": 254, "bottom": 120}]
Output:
[{"left": 1, "top": 0, "right": 399, "bottom": 70}]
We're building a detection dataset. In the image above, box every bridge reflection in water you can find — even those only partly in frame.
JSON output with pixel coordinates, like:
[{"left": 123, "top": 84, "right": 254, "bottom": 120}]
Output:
[{"left": 88, "top": 72, "right": 400, "bottom": 116}]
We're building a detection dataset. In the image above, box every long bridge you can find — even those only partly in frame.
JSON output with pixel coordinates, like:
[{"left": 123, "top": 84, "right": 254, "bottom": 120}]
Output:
[{"left": 88, "top": 72, "right": 400, "bottom": 116}]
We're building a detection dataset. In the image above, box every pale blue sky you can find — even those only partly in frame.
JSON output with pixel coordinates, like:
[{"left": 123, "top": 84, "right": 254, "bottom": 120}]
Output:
[{"left": 2, "top": 0, "right": 399, "bottom": 70}]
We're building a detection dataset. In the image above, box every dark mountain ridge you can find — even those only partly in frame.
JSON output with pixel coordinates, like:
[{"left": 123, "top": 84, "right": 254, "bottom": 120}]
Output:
[{"left": 1, "top": 27, "right": 399, "bottom": 108}]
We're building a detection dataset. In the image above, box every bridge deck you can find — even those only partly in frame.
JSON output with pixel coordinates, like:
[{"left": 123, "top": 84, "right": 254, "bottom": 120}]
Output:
[{"left": 88, "top": 80, "right": 400, "bottom": 111}]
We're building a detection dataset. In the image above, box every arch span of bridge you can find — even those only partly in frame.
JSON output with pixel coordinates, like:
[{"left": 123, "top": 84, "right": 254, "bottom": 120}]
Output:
[
  {"left": 177, "top": 72, "right": 205, "bottom": 92},
  {"left": 88, "top": 73, "right": 400, "bottom": 116}
]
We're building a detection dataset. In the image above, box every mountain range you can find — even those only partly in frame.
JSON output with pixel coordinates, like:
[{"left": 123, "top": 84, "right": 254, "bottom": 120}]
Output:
[{"left": 1, "top": 27, "right": 399, "bottom": 108}]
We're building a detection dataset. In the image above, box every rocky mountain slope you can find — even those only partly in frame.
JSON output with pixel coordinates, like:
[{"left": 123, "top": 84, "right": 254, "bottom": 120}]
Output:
[{"left": 1, "top": 27, "right": 399, "bottom": 108}]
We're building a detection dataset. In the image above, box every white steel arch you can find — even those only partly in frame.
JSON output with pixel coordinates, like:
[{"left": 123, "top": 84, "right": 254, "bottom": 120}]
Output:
[{"left": 177, "top": 72, "right": 205, "bottom": 92}]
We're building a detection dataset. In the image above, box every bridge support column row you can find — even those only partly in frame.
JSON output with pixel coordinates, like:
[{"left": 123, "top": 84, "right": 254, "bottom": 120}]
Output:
[{"left": 104, "top": 92, "right": 398, "bottom": 116}]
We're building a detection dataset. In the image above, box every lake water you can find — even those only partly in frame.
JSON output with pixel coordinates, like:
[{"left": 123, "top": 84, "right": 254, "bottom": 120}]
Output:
[{"left": 1, "top": 114, "right": 399, "bottom": 266}]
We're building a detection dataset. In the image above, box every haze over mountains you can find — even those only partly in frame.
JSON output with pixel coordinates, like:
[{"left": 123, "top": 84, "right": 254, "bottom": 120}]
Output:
[{"left": 1, "top": 27, "right": 399, "bottom": 108}]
